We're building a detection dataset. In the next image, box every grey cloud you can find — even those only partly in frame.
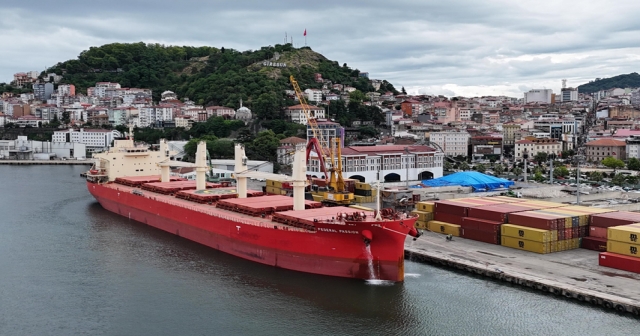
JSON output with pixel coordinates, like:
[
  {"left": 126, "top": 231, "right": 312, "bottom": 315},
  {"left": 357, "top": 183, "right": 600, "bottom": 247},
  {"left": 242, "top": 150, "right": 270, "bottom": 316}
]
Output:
[{"left": 2, "top": 1, "right": 640, "bottom": 97}]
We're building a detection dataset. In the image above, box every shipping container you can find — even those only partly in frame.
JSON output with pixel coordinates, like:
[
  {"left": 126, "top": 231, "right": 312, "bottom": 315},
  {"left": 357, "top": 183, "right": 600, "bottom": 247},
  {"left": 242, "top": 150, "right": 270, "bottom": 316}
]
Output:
[
  {"left": 411, "top": 210, "right": 434, "bottom": 222},
  {"left": 427, "top": 221, "right": 461, "bottom": 236},
  {"left": 415, "top": 220, "right": 428, "bottom": 230},
  {"left": 461, "top": 228, "right": 500, "bottom": 244},
  {"left": 355, "top": 182, "right": 372, "bottom": 191},
  {"left": 501, "top": 236, "right": 552, "bottom": 254},
  {"left": 508, "top": 211, "right": 561, "bottom": 230},
  {"left": 416, "top": 201, "right": 435, "bottom": 212},
  {"left": 434, "top": 200, "right": 472, "bottom": 216},
  {"left": 599, "top": 252, "right": 640, "bottom": 274},
  {"left": 591, "top": 211, "right": 640, "bottom": 228},
  {"left": 467, "top": 203, "right": 534, "bottom": 223},
  {"left": 485, "top": 196, "right": 526, "bottom": 203},
  {"left": 606, "top": 240, "right": 640, "bottom": 258},
  {"left": 582, "top": 237, "right": 607, "bottom": 252},
  {"left": 461, "top": 217, "right": 502, "bottom": 233},
  {"left": 434, "top": 212, "right": 465, "bottom": 225},
  {"left": 501, "top": 224, "right": 557, "bottom": 243},
  {"left": 608, "top": 225, "right": 640, "bottom": 244},
  {"left": 589, "top": 226, "right": 607, "bottom": 239}
]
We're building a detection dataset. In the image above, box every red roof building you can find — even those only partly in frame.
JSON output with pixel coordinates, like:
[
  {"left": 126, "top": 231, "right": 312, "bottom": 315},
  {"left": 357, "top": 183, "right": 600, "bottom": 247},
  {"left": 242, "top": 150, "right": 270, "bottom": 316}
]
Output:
[{"left": 585, "top": 139, "right": 626, "bottom": 162}]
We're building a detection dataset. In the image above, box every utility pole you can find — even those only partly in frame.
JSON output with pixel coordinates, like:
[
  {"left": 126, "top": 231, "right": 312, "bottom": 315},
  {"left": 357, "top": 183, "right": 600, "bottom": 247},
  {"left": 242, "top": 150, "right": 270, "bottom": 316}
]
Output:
[
  {"left": 575, "top": 155, "right": 584, "bottom": 204},
  {"left": 549, "top": 153, "right": 555, "bottom": 184},
  {"left": 523, "top": 149, "right": 529, "bottom": 183}
]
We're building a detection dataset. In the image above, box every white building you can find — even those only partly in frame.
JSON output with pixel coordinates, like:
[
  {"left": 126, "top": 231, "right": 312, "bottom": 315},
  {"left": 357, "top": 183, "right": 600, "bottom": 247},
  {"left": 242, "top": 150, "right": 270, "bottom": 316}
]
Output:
[
  {"left": 428, "top": 131, "right": 470, "bottom": 157},
  {"left": 92, "top": 82, "right": 121, "bottom": 98},
  {"left": 561, "top": 88, "right": 578, "bottom": 102},
  {"left": 52, "top": 128, "right": 121, "bottom": 151},
  {"left": 515, "top": 138, "right": 562, "bottom": 159},
  {"left": 0, "top": 136, "right": 86, "bottom": 160},
  {"left": 58, "top": 84, "right": 76, "bottom": 96},
  {"left": 524, "top": 89, "right": 553, "bottom": 104},
  {"left": 304, "top": 89, "right": 323, "bottom": 102},
  {"left": 307, "top": 145, "right": 443, "bottom": 182},
  {"left": 285, "top": 104, "right": 325, "bottom": 124}
]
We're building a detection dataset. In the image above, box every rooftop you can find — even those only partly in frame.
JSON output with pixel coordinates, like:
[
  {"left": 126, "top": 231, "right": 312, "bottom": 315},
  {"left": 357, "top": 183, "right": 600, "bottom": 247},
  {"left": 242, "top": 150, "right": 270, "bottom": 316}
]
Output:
[{"left": 585, "top": 139, "right": 626, "bottom": 147}]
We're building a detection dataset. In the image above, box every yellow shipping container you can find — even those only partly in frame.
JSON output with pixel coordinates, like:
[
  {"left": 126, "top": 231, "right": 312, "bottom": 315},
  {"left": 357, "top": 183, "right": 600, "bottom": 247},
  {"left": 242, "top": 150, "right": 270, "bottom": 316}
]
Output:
[
  {"left": 569, "top": 238, "right": 580, "bottom": 249},
  {"left": 608, "top": 225, "right": 640, "bottom": 244},
  {"left": 501, "top": 236, "right": 552, "bottom": 254},
  {"left": 266, "top": 186, "right": 286, "bottom": 195},
  {"left": 354, "top": 195, "right": 365, "bottom": 204},
  {"left": 607, "top": 240, "right": 640, "bottom": 258},
  {"left": 415, "top": 220, "right": 428, "bottom": 230},
  {"left": 427, "top": 220, "right": 461, "bottom": 237},
  {"left": 411, "top": 210, "right": 433, "bottom": 222},
  {"left": 355, "top": 182, "right": 372, "bottom": 191},
  {"left": 416, "top": 201, "right": 435, "bottom": 212},
  {"left": 501, "top": 224, "right": 556, "bottom": 243},
  {"left": 312, "top": 195, "right": 324, "bottom": 202}
]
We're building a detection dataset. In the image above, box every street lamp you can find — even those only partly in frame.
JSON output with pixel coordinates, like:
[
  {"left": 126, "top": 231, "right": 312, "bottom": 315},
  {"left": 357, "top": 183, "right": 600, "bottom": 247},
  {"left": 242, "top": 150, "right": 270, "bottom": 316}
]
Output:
[{"left": 523, "top": 149, "right": 529, "bottom": 183}]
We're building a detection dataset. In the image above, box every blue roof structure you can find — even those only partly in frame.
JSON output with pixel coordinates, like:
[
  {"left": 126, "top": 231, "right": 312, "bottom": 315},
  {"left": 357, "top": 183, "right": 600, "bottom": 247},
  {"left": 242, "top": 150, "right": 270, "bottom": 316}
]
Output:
[{"left": 419, "top": 171, "right": 514, "bottom": 192}]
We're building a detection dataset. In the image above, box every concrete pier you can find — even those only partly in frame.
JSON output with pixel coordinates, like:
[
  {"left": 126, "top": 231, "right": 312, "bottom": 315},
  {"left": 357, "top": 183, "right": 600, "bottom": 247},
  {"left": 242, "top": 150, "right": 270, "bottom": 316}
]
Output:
[
  {"left": 405, "top": 231, "right": 640, "bottom": 316},
  {"left": 0, "top": 160, "right": 92, "bottom": 165}
]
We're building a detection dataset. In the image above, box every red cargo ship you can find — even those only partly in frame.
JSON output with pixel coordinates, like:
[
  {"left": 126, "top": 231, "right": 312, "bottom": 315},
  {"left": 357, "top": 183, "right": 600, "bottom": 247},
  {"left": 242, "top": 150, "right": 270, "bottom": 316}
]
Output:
[{"left": 86, "top": 134, "right": 420, "bottom": 281}]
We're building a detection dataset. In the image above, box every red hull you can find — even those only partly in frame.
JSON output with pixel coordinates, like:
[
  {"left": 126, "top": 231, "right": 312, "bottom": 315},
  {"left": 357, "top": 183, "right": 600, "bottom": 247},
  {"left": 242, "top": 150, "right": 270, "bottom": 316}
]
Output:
[{"left": 87, "top": 182, "right": 415, "bottom": 281}]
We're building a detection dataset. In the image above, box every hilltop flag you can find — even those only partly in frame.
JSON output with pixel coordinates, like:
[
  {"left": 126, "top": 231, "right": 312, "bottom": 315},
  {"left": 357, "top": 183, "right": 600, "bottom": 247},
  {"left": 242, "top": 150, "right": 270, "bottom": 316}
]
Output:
[{"left": 304, "top": 29, "right": 307, "bottom": 36}]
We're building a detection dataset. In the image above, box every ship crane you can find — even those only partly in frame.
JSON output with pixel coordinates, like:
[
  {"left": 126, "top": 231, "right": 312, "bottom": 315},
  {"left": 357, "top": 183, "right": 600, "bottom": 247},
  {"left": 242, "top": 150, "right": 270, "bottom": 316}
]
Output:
[{"left": 289, "top": 75, "right": 354, "bottom": 206}]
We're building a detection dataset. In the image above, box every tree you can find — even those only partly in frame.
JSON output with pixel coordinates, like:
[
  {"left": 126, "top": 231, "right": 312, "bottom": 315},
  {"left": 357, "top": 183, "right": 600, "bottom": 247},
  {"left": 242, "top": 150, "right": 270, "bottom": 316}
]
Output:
[
  {"left": 628, "top": 157, "right": 640, "bottom": 171},
  {"left": 612, "top": 173, "right": 627, "bottom": 186},
  {"left": 475, "top": 164, "right": 487, "bottom": 173},
  {"left": 589, "top": 171, "right": 603, "bottom": 182},
  {"left": 348, "top": 90, "right": 366, "bottom": 104},
  {"left": 626, "top": 175, "right": 639, "bottom": 185},
  {"left": 494, "top": 164, "right": 504, "bottom": 175},
  {"left": 459, "top": 162, "right": 470, "bottom": 171},
  {"left": 602, "top": 156, "right": 625, "bottom": 173},
  {"left": 512, "top": 167, "right": 523, "bottom": 177},
  {"left": 554, "top": 166, "right": 569, "bottom": 178},
  {"left": 245, "top": 130, "right": 280, "bottom": 163},
  {"left": 358, "top": 126, "right": 378, "bottom": 138},
  {"left": 401, "top": 86, "right": 407, "bottom": 95},
  {"left": 444, "top": 161, "right": 453, "bottom": 171},
  {"left": 534, "top": 171, "right": 544, "bottom": 182},
  {"left": 534, "top": 152, "right": 548, "bottom": 165}
]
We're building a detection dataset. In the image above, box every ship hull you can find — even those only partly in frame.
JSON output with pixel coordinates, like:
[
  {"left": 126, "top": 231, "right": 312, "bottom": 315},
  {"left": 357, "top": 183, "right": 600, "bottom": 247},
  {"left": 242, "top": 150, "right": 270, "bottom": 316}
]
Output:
[{"left": 88, "top": 182, "right": 412, "bottom": 281}]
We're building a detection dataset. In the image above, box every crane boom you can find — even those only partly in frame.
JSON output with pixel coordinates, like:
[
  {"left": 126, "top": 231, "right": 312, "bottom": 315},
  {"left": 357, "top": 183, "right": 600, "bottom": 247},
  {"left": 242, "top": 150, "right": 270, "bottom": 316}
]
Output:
[{"left": 290, "top": 75, "right": 330, "bottom": 169}]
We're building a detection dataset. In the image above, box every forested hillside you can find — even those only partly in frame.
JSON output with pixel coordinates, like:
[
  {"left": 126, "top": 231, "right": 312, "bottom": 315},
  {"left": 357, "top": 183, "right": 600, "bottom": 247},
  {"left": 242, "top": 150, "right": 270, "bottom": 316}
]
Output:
[
  {"left": 45, "top": 42, "right": 398, "bottom": 121},
  {"left": 577, "top": 73, "right": 640, "bottom": 94}
]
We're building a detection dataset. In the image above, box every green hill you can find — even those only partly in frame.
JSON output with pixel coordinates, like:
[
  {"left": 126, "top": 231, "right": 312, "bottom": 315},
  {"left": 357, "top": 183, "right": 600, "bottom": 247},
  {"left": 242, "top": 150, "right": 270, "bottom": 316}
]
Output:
[
  {"left": 577, "top": 72, "right": 640, "bottom": 94},
  {"left": 45, "top": 42, "right": 398, "bottom": 120}
]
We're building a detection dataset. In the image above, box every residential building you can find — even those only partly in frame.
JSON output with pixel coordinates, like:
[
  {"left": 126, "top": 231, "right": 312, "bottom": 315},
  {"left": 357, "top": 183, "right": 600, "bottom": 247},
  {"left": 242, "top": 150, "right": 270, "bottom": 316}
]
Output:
[
  {"left": 524, "top": 89, "right": 553, "bottom": 104},
  {"left": 401, "top": 100, "right": 421, "bottom": 117},
  {"left": 585, "top": 139, "right": 626, "bottom": 162},
  {"left": 470, "top": 136, "right": 503, "bottom": 161},
  {"left": 277, "top": 137, "right": 307, "bottom": 165},
  {"left": 33, "top": 83, "right": 54, "bottom": 101},
  {"left": 58, "top": 84, "right": 76, "bottom": 96},
  {"left": 15, "top": 116, "right": 46, "bottom": 127},
  {"left": 307, "top": 119, "right": 344, "bottom": 149},
  {"left": 626, "top": 136, "right": 640, "bottom": 159},
  {"left": 304, "top": 89, "right": 323, "bottom": 102},
  {"left": 428, "top": 131, "right": 470, "bottom": 157},
  {"left": 285, "top": 104, "right": 325, "bottom": 124},
  {"left": 206, "top": 106, "right": 235, "bottom": 118},
  {"left": 561, "top": 87, "right": 578, "bottom": 102},
  {"left": 52, "top": 128, "right": 121, "bottom": 152},
  {"left": 515, "top": 138, "right": 562, "bottom": 159},
  {"left": 502, "top": 123, "right": 521, "bottom": 146},
  {"left": 307, "top": 145, "right": 444, "bottom": 182}
]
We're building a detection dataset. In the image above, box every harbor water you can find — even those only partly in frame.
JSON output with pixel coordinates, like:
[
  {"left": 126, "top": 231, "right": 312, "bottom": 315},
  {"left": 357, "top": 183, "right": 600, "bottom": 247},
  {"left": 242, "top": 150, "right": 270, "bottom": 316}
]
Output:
[{"left": 0, "top": 165, "right": 637, "bottom": 335}]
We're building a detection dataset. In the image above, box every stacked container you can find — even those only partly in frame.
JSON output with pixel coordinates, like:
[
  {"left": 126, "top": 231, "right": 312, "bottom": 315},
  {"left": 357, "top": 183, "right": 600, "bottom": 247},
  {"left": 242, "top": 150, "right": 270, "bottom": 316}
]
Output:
[
  {"left": 599, "top": 222, "right": 640, "bottom": 274},
  {"left": 412, "top": 201, "right": 434, "bottom": 229},
  {"left": 266, "top": 179, "right": 288, "bottom": 195},
  {"left": 354, "top": 182, "right": 377, "bottom": 204}
]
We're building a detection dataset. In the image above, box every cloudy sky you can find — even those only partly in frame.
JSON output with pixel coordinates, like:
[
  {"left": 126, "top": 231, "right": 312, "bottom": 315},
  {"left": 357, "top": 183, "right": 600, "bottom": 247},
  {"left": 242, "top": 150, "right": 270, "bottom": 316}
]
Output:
[{"left": 2, "top": 0, "right": 640, "bottom": 97}]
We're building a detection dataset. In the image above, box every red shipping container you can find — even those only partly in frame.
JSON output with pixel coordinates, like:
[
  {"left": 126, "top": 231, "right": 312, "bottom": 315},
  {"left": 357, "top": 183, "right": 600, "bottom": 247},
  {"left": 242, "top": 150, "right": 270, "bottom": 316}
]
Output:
[
  {"left": 461, "top": 228, "right": 500, "bottom": 244},
  {"left": 434, "top": 212, "right": 464, "bottom": 225},
  {"left": 599, "top": 252, "right": 640, "bottom": 274},
  {"left": 434, "top": 200, "right": 471, "bottom": 216},
  {"left": 508, "top": 211, "right": 559, "bottom": 230},
  {"left": 558, "top": 229, "right": 565, "bottom": 241},
  {"left": 462, "top": 217, "right": 502, "bottom": 233},
  {"left": 589, "top": 226, "right": 607, "bottom": 239},
  {"left": 582, "top": 237, "right": 607, "bottom": 252},
  {"left": 467, "top": 204, "right": 532, "bottom": 223},
  {"left": 579, "top": 226, "right": 588, "bottom": 238},
  {"left": 412, "top": 194, "right": 421, "bottom": 202},
  {"left": 591, "top": 211, "right": 640, "bottom": 228}
]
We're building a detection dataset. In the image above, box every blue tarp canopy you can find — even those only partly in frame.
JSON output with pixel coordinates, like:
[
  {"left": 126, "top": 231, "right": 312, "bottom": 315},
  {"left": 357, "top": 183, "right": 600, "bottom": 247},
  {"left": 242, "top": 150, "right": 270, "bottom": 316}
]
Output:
[{"left": 419, "top": 171, "right": 514, "bottom": 191}]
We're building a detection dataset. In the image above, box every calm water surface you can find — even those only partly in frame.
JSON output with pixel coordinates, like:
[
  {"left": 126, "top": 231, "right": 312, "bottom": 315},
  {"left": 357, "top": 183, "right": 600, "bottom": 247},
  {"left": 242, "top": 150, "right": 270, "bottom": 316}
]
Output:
[{"left": 0, "top": 165, "right": 637, "bottom": 335}]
